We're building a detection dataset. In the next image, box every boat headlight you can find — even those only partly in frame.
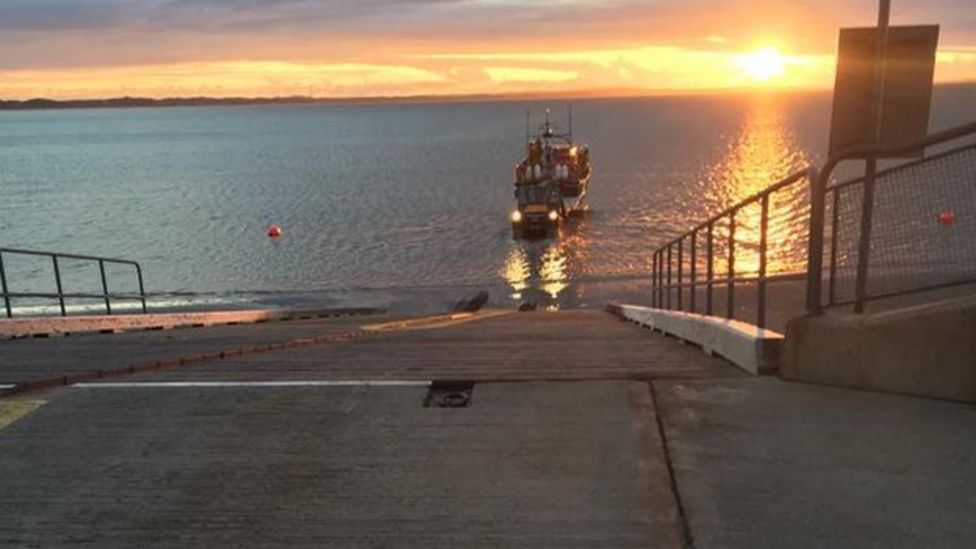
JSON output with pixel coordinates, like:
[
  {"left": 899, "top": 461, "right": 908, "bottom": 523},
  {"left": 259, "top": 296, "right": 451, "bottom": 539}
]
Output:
[
  {"left": 548, "top": 210, "right": 559, "bottom": 221},
  {"left": 511, "top": 210, "right": 523, "bottom": 223}
]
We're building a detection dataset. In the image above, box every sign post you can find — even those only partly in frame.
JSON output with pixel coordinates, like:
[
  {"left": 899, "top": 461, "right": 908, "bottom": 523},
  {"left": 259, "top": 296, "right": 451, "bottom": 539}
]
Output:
[
  {"left": 826, "top": 0, "right": 939, "bottom": 313},
  {"left": 854, "top": 0, "right": 891, "bottom": 313}
]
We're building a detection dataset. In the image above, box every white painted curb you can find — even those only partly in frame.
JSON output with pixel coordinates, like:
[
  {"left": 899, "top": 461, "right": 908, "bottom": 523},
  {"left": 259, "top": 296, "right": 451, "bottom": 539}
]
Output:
[{"left": 610, "top": 304, "right": 783, "bottom": 375}]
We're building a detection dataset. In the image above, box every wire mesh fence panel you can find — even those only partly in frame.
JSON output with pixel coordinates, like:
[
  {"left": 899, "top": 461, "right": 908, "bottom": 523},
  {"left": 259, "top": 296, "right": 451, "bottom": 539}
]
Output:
[
  {"left": 827, "top": 145, "right": 976, "bottom": 305},
  {"left": 867, "top": 146, "right": 976, "bottom": 298},
  {"left": 827, "top": 182, "right": 865, "bottom": 305}
]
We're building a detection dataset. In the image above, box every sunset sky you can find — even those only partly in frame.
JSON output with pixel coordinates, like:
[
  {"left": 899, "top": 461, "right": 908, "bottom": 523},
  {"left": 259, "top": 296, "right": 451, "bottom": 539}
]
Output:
[{"left": 1, "top": 0, "right": 975, "bottom": 99}]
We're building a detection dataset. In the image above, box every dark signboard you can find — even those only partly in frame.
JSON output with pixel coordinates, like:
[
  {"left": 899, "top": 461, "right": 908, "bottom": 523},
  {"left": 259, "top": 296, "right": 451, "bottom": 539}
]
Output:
[{"left": 828, "top": 25, "right": 939, "bottom": 157}]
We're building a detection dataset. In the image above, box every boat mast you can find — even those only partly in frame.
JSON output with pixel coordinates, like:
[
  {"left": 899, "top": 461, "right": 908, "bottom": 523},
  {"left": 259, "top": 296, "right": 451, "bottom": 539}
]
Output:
[
  {"left": 543, "top": 108, "right": 553, "bottom": 139},
  {"left": 568, "top": 104, "right": 573, "bottom": 141}
]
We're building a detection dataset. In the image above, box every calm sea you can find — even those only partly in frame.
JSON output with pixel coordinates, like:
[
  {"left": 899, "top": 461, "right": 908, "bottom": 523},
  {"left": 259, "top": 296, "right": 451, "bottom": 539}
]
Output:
[{"left": 1, "top": 86, "right": 973, "bottom": 314}]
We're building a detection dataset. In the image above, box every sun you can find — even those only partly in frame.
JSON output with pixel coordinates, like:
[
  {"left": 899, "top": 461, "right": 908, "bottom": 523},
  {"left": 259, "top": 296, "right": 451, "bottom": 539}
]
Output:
[{"left": 737, "top": 46, "right": 787, "bottom": 82}]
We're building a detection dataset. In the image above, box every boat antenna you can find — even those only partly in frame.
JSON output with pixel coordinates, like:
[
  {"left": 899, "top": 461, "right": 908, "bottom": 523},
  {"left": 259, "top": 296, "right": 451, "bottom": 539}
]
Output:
[
  {"left": 568, "top": 103, "right": 573, "bottom": 140},
  {"left": 525, "top": 108, "right": 530, "bottom": 145}
]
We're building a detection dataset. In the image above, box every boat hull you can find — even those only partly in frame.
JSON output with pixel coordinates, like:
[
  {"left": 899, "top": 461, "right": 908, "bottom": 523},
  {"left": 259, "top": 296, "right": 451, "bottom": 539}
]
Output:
[{"left": 512, "top": 215, "right": 558, "bottom": 240}]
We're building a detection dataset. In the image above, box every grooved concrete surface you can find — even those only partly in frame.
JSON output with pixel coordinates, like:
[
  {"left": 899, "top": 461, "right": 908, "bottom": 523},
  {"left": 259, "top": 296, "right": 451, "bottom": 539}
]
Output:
[
  {"left": 655, "top": 377, "right": 976, "bottom": 549},
  {"left": 127, "top": 310, "right": 737, "bottom": 382},
  {"left": 0, "top": 382, "right": 682, "bottom": 548},
  {"left": 0, "top": 315, "right": 383, "bottom": 384}
]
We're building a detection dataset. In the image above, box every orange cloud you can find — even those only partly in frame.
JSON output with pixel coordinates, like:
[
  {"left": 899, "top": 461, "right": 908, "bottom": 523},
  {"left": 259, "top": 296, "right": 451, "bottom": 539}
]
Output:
[
  {"left": 483, "top": 67, "right": 580, "bottom": 84},
  {"left": 0, "top": 61, "right": 447, "bottom": 99},
  {"left": 1, "top": 43, "right": 974, "bottom": 99}
]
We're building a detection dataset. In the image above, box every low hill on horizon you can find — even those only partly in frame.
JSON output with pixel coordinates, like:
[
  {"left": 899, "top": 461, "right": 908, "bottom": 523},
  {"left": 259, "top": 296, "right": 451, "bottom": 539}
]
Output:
[{"left": 0, "top": 86, "right": 839, "bottom": 111}]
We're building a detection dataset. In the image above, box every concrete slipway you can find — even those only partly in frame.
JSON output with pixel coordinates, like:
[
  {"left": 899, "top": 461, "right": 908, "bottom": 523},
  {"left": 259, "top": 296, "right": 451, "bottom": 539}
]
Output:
[{"left": 1, "top": 309, "right": 973, "bottom": 548}]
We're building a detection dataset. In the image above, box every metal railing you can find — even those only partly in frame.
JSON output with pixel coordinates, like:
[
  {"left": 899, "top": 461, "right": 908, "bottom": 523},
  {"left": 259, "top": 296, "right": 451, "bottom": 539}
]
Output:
[
  {"left": 0, "top": 247, "right": 147, "bottom": 318},
  {"left": 650, "top": 121, "right": 976, "bottom": 330},
  {"left": 651, "top": 168, "right": 815, "bottom": 329},
  {"left": 806, "top": 120, "right": 976, "bottom": 314}
]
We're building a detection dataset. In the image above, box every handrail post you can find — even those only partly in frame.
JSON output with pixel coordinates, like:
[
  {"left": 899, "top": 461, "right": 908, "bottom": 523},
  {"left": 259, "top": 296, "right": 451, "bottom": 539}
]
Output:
[
  {"left": 677, "top": 239, "right": 684, "bottom": 311},
  {"left": 666, "top": 245, "right": 672, "bottom": 309},
  {"left": 828, "top": 188, "right": 840, "bottom": 306},
  {"left": 99, "top": 260, "right": 112, "bottom": 315},
  {"left": 660, "top": 251, "right": 666, "bottom": 308},
  {"left": 658, "top": 251, "right": 664, "bottom": 308},
  {"left": 805, "top": 167, "right": 826, "bottom": 314},
  {"left": 727, "top": 211, "right": 736, "bottom": 319},
  {"left": 757, "top": 195, "right": 769, "bottom": 329},
  {"left": 651, "top": 252, "right": 658, "bottom": 307},
  {"left": 0, "top": 251, "right": 11, "bottom": 318},
  {"left": 853, "top": 159, "right": 877, "bottom": 313},
  {"left": 52, "top": 255, "right": 66, "bottom": 316},
  {"left": 135, "top": 263, "right": 148, "bottom": 314},
  {"left": 852, "top": 0, "right": 889, "bottom": 313},
  {"left": 706, "top": 223, "right": 714, "bottom": 315},
  {"left": 689, "top": 231, "right": 697, "bottom": 313},
  {"left": 653, "top": 251, "right": 658, "bottom": 307}
]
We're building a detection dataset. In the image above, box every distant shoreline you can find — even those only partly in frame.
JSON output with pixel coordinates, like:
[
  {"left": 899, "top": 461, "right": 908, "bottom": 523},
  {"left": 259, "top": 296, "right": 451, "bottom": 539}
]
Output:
[
  {"left": 2, "top": 81, "right": 971, "bottom": 111},
  {"left": 0, "top": 87, "right": 832, "bottom": 111}
]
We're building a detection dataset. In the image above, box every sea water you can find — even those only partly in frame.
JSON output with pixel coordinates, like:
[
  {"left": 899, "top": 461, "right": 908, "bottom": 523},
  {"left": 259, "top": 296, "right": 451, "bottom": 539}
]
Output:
[{"left": 1, "top": 86, "right": 973, "bottom": 314}]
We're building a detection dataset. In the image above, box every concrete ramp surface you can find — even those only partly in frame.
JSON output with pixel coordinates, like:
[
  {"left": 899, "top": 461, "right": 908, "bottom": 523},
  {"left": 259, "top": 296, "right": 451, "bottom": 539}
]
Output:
[
  {"left": 656, "top": 377, "right": 976, "bottom": 549},
  {"left": 0, "top": 382, "right": 684, "bottom": 548},
  {"left": 4, "top": 309, "right": 974, "bottom": 547}
]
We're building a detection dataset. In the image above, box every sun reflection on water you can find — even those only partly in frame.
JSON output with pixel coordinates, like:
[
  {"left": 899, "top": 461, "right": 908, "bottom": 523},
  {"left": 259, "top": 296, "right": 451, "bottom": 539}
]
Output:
[
  {"left": 502, "top": 246, "right": 530, "bottom": 298},
  {"left": 500, "top": 221, "right": 590, "bottom": 309},
  {"left": 703, "top": 98, "right": 812, "bottom": 276},
  {"left": 539, "top": 245, "right": 569, "bottom": 299}
]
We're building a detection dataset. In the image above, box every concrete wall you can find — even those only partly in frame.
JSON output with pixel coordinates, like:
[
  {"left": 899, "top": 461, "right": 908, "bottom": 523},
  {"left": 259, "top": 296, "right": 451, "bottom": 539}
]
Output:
[{"left": 783, "top": 295, "right": 976, "bottom": 402}]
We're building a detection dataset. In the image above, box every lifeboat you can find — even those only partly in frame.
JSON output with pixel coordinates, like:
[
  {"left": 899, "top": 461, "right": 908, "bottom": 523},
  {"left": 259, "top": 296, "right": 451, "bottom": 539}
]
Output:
[{"left": 510, "top": 108, "right": 592, "bottom": 239}]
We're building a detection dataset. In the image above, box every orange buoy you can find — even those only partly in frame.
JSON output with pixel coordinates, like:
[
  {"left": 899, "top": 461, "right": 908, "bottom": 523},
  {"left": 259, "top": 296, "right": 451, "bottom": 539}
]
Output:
[
  {"left": 267, "top": 224, "right": 282, "bottom": 238},
  {"left": 938, "top": 210, "right": 955, "bottom": 226}
]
